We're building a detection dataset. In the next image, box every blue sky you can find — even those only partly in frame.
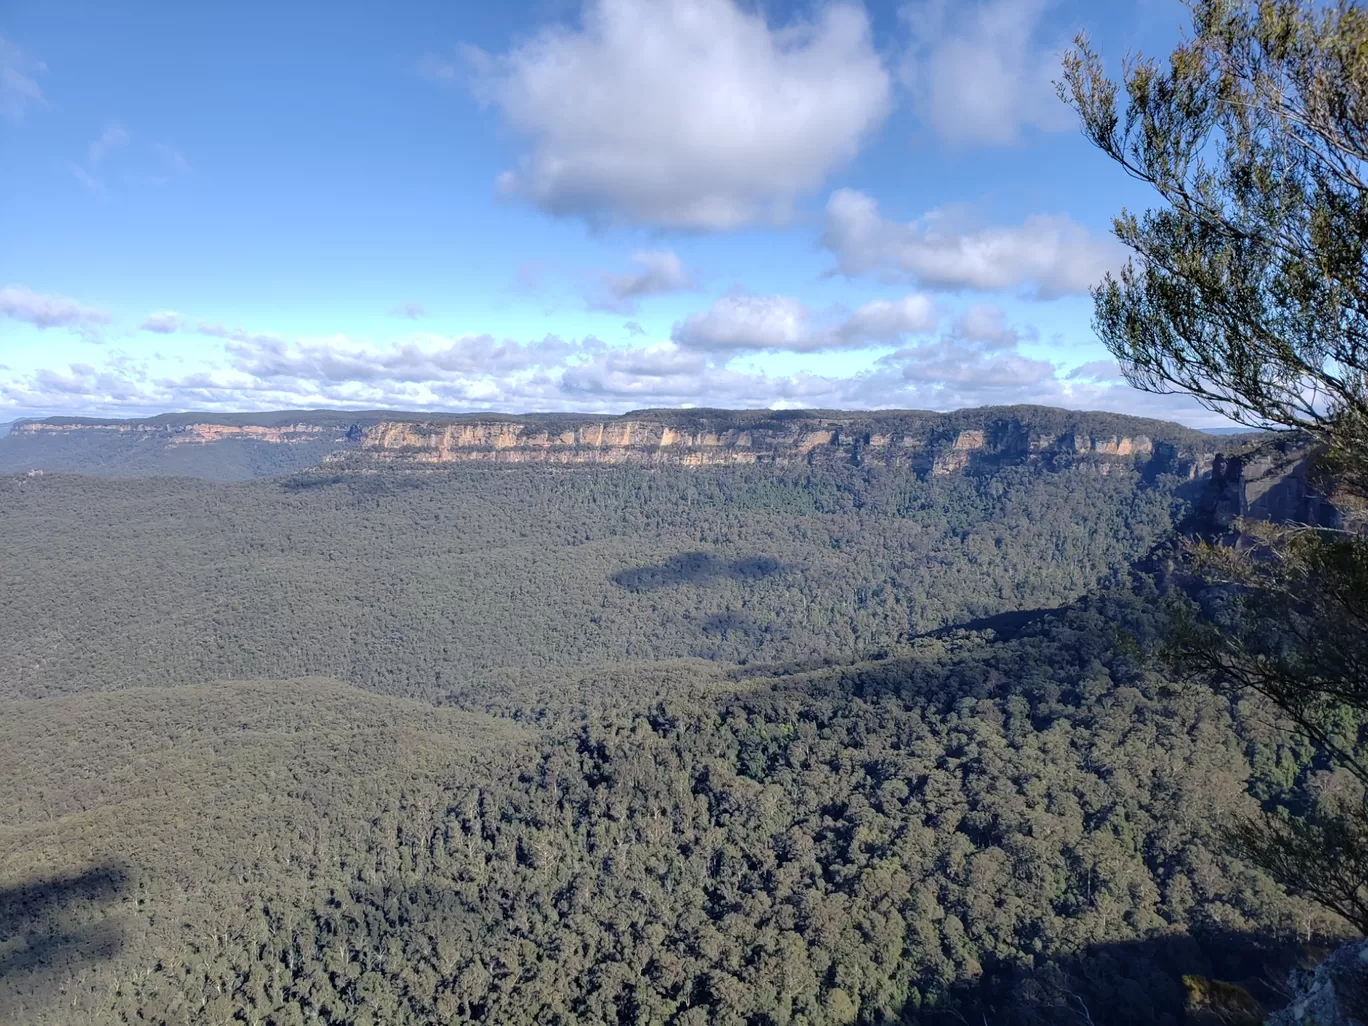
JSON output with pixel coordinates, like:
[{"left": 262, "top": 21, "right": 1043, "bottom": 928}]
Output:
[{"left": 0, "top": 0, "right": 1225, "bottom": 423}]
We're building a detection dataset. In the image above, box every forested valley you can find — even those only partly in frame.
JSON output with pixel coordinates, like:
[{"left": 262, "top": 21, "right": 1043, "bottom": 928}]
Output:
[
  {"left": 0, "top": 456, "right": 1195, "bottom": 698},
  {"left": 5, "top": 0, "right": 1366, "bottom": 1021},
  {"left": 0, "top": 436, "right": 1352, "bottom": 1026}
]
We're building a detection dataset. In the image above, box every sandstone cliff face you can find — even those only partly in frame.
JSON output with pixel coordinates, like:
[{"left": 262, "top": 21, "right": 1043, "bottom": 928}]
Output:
[
  {"left": 1197, "top": 437, "right": 1350, "bottom": 532},
  {"left": 336, "top": 414, "right": 1190, "bottom": 477},
  {"left": 3, "top": 407, "right": 1224, "bottom": 481},
  {"left": 13, "top": 421, "right": 336, "bottom": 445}
]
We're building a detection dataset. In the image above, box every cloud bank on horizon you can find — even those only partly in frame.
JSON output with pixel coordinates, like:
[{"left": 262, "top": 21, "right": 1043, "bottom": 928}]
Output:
[{"left": 0, "top": 0, "right": 1223, "bottom": 426}]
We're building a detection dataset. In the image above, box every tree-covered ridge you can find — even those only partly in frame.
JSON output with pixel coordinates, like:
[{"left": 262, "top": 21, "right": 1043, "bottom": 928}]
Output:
[
  {"left": 0, "top": 459, "right": 1191, "bottom": 700},
  {"left": 0, "top": 404, "right": 1233, "bottom": 481},
  {"left": 17, "top": 405, "right": 1226, "bottom": 445}
]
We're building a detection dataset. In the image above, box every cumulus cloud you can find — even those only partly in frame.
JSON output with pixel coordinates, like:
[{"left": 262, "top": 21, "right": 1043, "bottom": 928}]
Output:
[
  {"left": 0, "top": 333, "right": 1223, "bottom": 425},
  {"left": 899, "top": 0, "right": 1072, "bottom": 146},
  {"left": 623, "top": 321, "right": 647, "bottom": 338},
  {"left": 139, "top": 311, "right": 182, "bottom": 333},
  {"left": 672, "top": 292, "right": 938, "bottom": 354},
  {"left": 593, "top": 250, "right": 696, "bottom": 312},
  {"left": 0, "top": 35, "right": 45, "bottom": 121},
  {"left": 88, "top": 121, "right": 130, "bottom": 164},
  {"left": 559, "top": 340, "right": 852, "bottom": 408},
  {"left": 822, "top": 188, "right": 1125, "bottom": 298},
  {"left": 0, "top": 307, "right": 1223, "bottom": 426},
  {"left": 0, "top": 285, "right": 112, "bottom": 337},
  {"left": 876, "top": 338, "right": 1057, "bottom": 401},
  {"left": 389, "top": 302, "right": 427, "bottom": 320},
  {"left": 838, "top": 295, "right": 941, "bottom": 345},
  {"left": 460, "top": 0, "right": 891, "bottom": 229},
  {"left": 952, "top": 303, "right": 1036, "bottom": 348},
  {"left": 228, "top": 333, "right": 576, "bottom": 384}
]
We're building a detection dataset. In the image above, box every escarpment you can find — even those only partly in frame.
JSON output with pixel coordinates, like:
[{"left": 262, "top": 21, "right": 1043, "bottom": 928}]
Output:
[
  {"left": 13, "top": 420, "right": 335, "bottom": 444},
  {"left": 333, "top": 407, "right": 1217, "bottom": 478},
  {"left": 0, "top": 405, "right": 1231, "bottom": 481},
  {"left": 1192, "top": 433, "right": 1361, "bottom": 533}
]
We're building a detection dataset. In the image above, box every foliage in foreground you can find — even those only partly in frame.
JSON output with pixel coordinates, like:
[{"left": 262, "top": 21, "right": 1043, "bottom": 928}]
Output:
[{"left": 1062, "top": 0, "right": 1368, "bottom": 934}]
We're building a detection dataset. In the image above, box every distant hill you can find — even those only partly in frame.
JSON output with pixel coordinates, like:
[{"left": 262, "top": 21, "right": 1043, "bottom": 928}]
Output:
[{"left": 0, "top": 405, "right": 1230, "bottom": 481}]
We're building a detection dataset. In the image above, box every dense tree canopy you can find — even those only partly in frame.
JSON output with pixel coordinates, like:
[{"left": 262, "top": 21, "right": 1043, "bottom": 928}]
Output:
[{"left": 0, "top": 446, "right": 1354, "bottom": 1025}]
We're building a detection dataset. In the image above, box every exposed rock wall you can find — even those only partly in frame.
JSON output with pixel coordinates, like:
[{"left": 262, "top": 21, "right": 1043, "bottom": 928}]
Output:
[
  {"left": 1196, "top": 436, "right": 1349, "bottom": 532},
  {"left": 1268, "top": 939, "right": 1368, "bottom": 1026},
  {"left": 12, "top": 421, "right": 336, "bottom": 445},
  {"left": 2, "top": 406, "right": 1226, "bottom": 481},
  {"left": 336, "top": 414, "right": 1192, "bottom": 477}
]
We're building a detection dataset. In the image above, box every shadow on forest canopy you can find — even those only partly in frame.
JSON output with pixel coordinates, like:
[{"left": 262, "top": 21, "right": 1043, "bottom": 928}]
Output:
[
  {"left": 611, "top": 552, "right": 782, "bottom": 592},
  {"left": 0, "top": 864, "right": 129, "bottom": 1002},
  {"left": 917, "top": 927, "right": 1311, "bottom": 1025}
]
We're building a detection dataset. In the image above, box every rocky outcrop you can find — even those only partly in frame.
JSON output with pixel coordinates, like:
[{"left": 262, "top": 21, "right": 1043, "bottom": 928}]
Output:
[
  {"left": 1268, "top": 940, "right": 1368, "bottom": 1026},
  {"left": 1194, "top": 435, "right": 1350, "bottom": 533},
  {"left": 1183, "top": 974, "right": 1266, "bottom": 1025}
]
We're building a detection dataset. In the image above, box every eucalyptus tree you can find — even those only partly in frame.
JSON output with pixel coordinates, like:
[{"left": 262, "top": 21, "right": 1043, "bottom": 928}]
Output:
[{"left": 1061, "top": 0, "right": 1368, "bottom": 931}]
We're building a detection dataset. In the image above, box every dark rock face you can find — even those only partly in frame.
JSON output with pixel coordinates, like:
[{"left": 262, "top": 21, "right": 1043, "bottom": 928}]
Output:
[
  {"left": 1269, "top": 939, "right": 1368, "bottom": 1026},
  {"left": 1198, "top": 439, "right": 1345, "bottom": 533}
]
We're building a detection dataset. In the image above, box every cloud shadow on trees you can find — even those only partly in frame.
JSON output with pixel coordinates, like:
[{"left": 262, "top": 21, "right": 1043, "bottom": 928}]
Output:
[
  {"left": 611, "top": 552, "right": 782, "bottom": 592},
  {"left": 928, "top": 928, "right": 1314, "bottom": 1025},
  {"left": 0, "top": 864, "right": 129, "bottom": 1011}
]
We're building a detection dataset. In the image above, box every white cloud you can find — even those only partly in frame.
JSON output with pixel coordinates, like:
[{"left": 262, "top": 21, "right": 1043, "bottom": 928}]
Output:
[
  {"left": 461, "top": 0, "right": 891, "bottom": 229},
  {"left": 139, "top": 311, "right": 182, "bottom": 333},
  {"left": 152, "top": 143, "right": 191, "bottom": 173},
  {"left": 1068, "top": 359, "right": 1124, "bottom": 382},
  {"left": 952, "top": 303, "right": 1036, "bottom": 348},
  {"left": 0, "top": 35, "right": 45, "bottom": 121},
  {"left": 89, "top": 121, "right": 131, "bottom": 164},
  {"left": 0, "top": 305, "right": 1225, "bottom": 426},
  {"left": 672, "top": 292, "right": 938, "bottom": 353},
  {"left": 0, "top": 285, "right": 112, "bottom": 337},
  {"left": 899, "top": 0, "right": 1072, "bottom": 146},
  {"left": 838, "top": 295, "right": 941, "bottom": 345},
  {"left": 228, "top": 332, "right": 576, "bottom": 384},
  {"left": 0, "top": 329, "right": 1225, "bottom": 424},
  {"left": 673, "top": 295, "right": 808, "bottom": 352},
  {"left": 877, "top": 337, "right": 1057, "bottom": 395},
  {"left": 593, "top": 250, "right": 696, "bottom": 311},
  {"left": 68, "top": 162, "right": 104, "bottom": 193},
  {"left": 197, "top": 322, "right": 285, "bottom": 345},
  {"left": 623, "top": 320, "right": 647, "bottom": 338},
  {"left": 822, "top": 188, "right": 1125, "bottom": 298}
]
